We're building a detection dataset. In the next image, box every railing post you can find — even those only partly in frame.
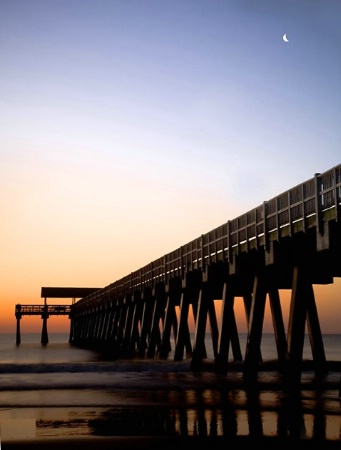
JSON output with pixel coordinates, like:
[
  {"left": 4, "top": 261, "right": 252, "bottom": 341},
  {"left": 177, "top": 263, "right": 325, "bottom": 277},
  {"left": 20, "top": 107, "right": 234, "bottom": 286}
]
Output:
[
  {"left": 180, "top": 245, "right": 184, "bottom": 279},
  {"left": 227, "top": 220, "right": 232, "bottom": 263},
  {"left": 314, "top": 173, "right": 323, "bottom": 234},
  {"left": 301, "top": 183, "right": 306, "bottom": 233},
  {"left": 288, "top": 191, "right": 293, "bottom": 237},
  {"left": 334, "top": 167, "right": 340, "bottom": 222},
  {"left": 263, "top": 202, "right": 269, "bottom": 251}
]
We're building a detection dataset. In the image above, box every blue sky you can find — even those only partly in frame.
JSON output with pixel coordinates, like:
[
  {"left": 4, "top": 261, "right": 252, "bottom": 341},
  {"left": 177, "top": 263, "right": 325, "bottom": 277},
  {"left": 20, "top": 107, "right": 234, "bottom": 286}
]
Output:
[{"left": 1, "top": 1, "right": 340, "bottom": 331}]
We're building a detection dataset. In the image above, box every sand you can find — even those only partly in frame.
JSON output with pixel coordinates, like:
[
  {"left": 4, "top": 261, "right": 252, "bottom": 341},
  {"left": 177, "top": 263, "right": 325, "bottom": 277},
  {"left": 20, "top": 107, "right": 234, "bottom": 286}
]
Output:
[{"left": 3, "top": 436, "right": 341, "bottom": 450}]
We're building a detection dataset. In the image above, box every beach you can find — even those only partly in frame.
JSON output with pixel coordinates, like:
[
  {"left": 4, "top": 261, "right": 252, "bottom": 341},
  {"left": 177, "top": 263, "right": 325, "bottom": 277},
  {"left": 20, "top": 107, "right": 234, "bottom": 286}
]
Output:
[
  {"left": 3, "top": 436, "right": 341, "bottom": 450},
  {"left": 0, "top": 333, "right": 340, "bottom": 448}
]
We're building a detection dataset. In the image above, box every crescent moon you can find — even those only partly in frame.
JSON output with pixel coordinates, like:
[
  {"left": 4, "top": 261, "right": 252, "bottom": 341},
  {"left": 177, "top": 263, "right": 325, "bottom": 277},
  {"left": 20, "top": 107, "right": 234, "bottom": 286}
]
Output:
[{"left": 283, "top": 34, "right": 289, "bottom": 43}]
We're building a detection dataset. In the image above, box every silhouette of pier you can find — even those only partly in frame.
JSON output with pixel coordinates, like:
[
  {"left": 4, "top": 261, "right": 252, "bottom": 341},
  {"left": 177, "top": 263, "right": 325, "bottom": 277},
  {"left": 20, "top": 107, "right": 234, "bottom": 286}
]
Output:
[
  {"left": 15, "top": 287, "right": 99, "bottom": 344},
  {"left": 16, "top": 165, "right": 341, "bottom": 391},
  {"left": 68, "top": 164, "right": 341, "bottom": 390},
  {"left": 69, "top": 165, "right": 341, "bottom": 390}
]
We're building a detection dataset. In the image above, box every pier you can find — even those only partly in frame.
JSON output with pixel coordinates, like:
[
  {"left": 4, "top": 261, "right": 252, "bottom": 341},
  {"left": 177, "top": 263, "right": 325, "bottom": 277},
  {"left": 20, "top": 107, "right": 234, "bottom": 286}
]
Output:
[
  {"left": 68, "top": 164, "right": 341, "bottom": 391},
  {"left": 15, "top": 287, "right": 99, "bottom": 345},
  {"left": 15, "top": 165, "right": 341, "bottom": 391}
]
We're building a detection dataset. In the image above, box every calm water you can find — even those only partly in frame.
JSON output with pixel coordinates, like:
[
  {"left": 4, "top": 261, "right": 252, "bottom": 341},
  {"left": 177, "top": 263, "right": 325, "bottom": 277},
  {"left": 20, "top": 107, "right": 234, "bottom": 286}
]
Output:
[
  {"left": 2, "top": 332, "right": 341, "bottom": 364},
  {"left": 0, "top": 333, "right": 340, "bottom": 443}
]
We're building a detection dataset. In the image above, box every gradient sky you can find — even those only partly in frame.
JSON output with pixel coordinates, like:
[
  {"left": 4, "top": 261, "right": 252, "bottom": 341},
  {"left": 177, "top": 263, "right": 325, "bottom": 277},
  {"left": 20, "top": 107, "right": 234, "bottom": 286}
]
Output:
[{"left": 1, "top": 1, "right": 340, "bottom": 335}]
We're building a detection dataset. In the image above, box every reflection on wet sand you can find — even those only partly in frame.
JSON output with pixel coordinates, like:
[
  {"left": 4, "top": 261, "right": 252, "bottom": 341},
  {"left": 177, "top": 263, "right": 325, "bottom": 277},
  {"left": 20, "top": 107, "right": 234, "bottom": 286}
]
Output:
[
  {"left": 85, "top": 387, "right": 340, "bottom": 442},
  {"left": 1, "top": 384, "right": 340, "bottom": 445}
]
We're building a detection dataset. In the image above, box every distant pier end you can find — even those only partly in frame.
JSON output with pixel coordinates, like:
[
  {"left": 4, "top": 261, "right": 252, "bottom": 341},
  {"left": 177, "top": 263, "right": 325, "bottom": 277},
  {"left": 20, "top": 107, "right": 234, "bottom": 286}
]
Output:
[{"left": 15, "top": 287, "right": 100, "bottom": 345}]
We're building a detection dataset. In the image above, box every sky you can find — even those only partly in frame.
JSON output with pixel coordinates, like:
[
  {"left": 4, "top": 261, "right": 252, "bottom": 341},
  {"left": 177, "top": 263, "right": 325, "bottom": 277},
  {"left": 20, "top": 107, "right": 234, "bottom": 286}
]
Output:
[{"left": 1, "top": 0, "right": 340, "bottom": 335}]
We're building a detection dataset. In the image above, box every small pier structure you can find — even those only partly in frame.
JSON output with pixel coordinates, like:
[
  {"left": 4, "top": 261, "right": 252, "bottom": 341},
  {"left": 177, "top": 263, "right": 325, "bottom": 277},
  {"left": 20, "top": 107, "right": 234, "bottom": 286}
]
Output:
[{"left": 15, "top": 287, "right": 99, "bottom": 344}]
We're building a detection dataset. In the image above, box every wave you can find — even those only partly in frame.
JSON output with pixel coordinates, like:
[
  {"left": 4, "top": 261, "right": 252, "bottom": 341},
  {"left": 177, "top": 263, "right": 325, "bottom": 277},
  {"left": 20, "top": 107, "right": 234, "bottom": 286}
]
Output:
[
  {"left": 0, "top": 359, "right": 192, "bottom": 375},
  {"left": 0, "top": 361, "right": 234, "bottom": 394}
]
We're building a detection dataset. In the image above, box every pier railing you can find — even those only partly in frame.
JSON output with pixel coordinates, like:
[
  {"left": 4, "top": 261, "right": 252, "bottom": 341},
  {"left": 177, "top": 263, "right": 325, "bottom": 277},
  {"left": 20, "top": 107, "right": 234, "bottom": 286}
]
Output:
[
  {"left": 15, "top": 304, "right": 72, "bottom": 316},
  {"left": 74, "top": 164, "right": 341, "bottom": 309}
]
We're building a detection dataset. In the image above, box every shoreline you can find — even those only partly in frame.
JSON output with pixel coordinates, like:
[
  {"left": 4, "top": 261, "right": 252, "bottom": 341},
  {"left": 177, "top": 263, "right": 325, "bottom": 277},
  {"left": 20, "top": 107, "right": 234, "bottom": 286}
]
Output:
[
  {"left": 1, "top": 336, "right": 340, "bottom": 446},
  {"left": 0, "top": 359, "right": 339, "bottom": 395}
]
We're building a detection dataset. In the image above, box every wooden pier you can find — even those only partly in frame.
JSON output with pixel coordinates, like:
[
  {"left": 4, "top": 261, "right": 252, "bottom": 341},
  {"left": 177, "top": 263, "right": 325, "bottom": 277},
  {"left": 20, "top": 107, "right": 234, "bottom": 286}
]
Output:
[
  {"left": 15, "top": 287, "right": 99, "bottom": 344},
  {"left": 69, "top": 165, "right": 341, "bottom": 390},
  {"left": 69, "top": 164, "right": 341, "bottom": 390},
  {"left": 17, "top": 164, "right": 341, "bottom": 392}
]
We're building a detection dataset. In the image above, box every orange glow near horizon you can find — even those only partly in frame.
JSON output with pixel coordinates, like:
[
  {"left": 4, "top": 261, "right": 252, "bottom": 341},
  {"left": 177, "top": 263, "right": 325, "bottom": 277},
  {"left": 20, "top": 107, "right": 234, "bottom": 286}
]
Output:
[{"left": 3, "top": 278, "right": 340, "bottom": 336}]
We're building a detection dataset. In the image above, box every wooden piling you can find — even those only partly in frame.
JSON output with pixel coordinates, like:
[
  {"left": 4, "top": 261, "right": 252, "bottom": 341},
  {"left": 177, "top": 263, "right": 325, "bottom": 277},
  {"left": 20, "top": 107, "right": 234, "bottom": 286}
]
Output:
[
  {"left": 41, "top": 313, "right": 49, "bottom": 345},
  {"left": 159, "top": 278, "right": 181, "bottom": 358},
  {"left": 286, "top": 265, "right": 310, "bottom": 391},
  {"left": 16, "top": 316, "right": 21, "bottom": 345},
  {"left": 243, "top": 271, "right": 267, "bottom": 383}
]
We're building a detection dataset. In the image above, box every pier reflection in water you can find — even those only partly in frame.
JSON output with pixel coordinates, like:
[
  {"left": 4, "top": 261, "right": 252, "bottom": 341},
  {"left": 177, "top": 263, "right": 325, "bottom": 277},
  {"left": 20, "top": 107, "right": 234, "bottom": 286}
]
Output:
[
  {"left": 2, "top": 386, "right": 336, "bottom": 442},
  {"left": 86, "top": 387, "right": 341, "bottom": 441}
]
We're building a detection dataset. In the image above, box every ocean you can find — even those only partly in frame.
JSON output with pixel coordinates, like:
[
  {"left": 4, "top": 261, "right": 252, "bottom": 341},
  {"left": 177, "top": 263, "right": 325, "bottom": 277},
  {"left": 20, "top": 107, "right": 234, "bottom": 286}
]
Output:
[{"left": 0, "top": 333, "right": 340, "bottom": 445}]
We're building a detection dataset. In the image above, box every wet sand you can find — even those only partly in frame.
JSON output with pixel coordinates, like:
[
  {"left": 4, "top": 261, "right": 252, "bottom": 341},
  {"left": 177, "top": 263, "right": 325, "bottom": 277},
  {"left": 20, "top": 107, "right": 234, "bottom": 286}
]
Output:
[
  {"left": 1, "top": 360, "right": 340, "bottom": 448},
  {"left": 3, "top": 436, "right": 341, "bottom": 450}
]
